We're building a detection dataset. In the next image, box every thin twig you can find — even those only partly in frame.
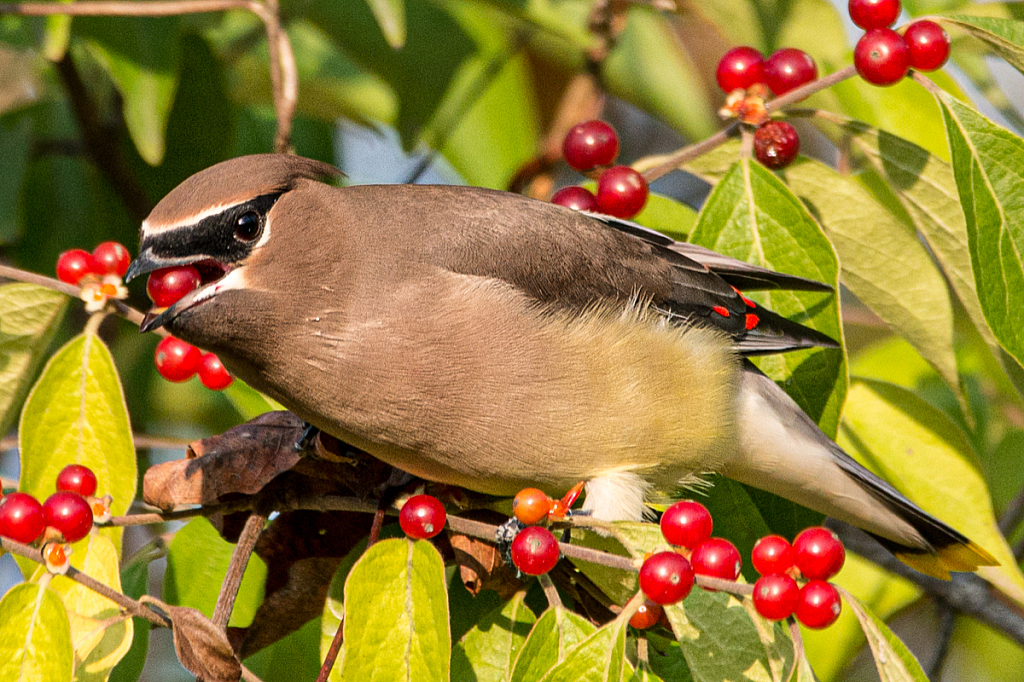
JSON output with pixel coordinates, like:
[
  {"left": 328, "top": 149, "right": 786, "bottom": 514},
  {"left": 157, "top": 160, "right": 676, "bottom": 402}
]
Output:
[
  {"left": 262, "top": 0, "right": 295, "bottom": 153},
  {"left": 928, "top": 604, "right": 956, "bottom": 680},
  {"left": 0, "top": 0, "right": 264, "bottom": 17},
  {"left": 640, "top": 123, "right": 738, "bottom": 183},
  {"left": 316, "top": 616, "right": 344, "bottom": 682},
  {"left": 211, "top": 513, "right": 266, "bottom": 630},
  {"left": 764, "top": 65, "right": 856, "bottom": 114},
  {"left": 538, "top": 572, "right": 564, "bottom": 609},
  {"left": 0, "top": 536, "right": 172, "bottom": 629},
  {"left": 0, "top": 263, "right": 152, "bottom": 330}
]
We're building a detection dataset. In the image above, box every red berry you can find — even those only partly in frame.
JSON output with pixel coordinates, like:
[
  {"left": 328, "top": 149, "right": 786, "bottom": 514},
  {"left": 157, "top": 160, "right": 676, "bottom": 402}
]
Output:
[
  {"left": 90, "top": 242, "right": 131, "bottom": 277},
  {"left": 399, "top": 494, "right": 446, "bottom": 540},
  {"left": 0, "top": 492, "right": 46, "bottom": 544},
  {"left": 56, "top": 249, "right": 94, "bottom": 285},
  {"left": 563, "top": 120, "right": 619, "bottom": 171},
  {"left": 596, "top": 166, "right": 648, "bottom": 219},
  {"left": 764, "top": 48, "right": 818, "bottom": 96},
  {"left": 716, "top": 46, "right": 766, "bottom": 93},
  {"left": 751, "top": 535, "right": 795, "bottom": 575},
  {"left": 854, "top": 28, "right": 910, "bottom": 86},
  {"left": 551, "top": 186, "right": 598, "bottom": 212},
  {"left": 691, "top": 538, "right": 742, "bottom": 583},
  {"left": 752, "top": 573, "right": 800, "bottom": 621},
  {"left": 660, "top": 500, "right": 713, "bottom": 549},
  {"left": 904, "top": 20, "right": 950, "bottom": 71},
  {"left": 795, "top": 580, "right": 842, "bottom": 629},
  {"left": 154, "top": 336, "right": 202, "bottom": 383},
  {"left": 513, "top": 488, "right": 552, "bottom": 525},
  {"left": 639, "top": 551, "right": 694, "bottom": 605},
  {"left": 43, "top": 491, "right": 94, "bottom": 543},
  {"left": 793, "top": 526, "right": 846, "bottom": 580},
  {"left": 754, "top": 121, "right": 801, "bottom": 170},
  {"left": 56, "top": 464, "right": 98, "bottom": 498},
  {"left": 848, "top": 0, "right": 901, "bottom": 30},
  {"left": 510, "top": 525, "right": 560, "bottom": 575},
  {"left": 198, "top": 353, "right": 233, "bottom": 391},
  {"left": 629, "top": 600, "right": 663, "bottom": 629},
  {"left": 147, "top": 266, "right": 201, "bottom": 308}
]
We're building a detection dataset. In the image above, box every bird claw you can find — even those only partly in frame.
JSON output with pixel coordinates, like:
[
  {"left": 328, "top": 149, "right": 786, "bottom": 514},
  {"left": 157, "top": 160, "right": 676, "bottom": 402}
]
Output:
[
  {"left": 293, "top": 422, "right": 320, "bottom": 453},
  {"left": 496, "top": 517, "right": 526, "bottom": 570}
]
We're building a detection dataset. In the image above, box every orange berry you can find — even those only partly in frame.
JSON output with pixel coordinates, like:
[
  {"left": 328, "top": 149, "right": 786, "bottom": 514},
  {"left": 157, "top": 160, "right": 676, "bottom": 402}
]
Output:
[{"left": 513, "top": 488, "right": 552, "bottom": 525}]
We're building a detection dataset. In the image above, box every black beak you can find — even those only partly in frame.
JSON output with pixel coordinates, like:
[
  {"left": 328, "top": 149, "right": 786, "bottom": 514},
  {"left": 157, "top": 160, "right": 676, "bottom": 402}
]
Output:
[{"left": 124, "top": 247, "right": 164, "bottom": 283}]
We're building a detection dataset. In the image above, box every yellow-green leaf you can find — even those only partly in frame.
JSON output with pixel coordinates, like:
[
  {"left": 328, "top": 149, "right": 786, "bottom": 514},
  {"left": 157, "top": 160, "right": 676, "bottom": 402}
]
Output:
[
  {"left": 839, "top": 378, "right": 1024, "bottom": 603},
  {"left": 18, "top": 332, "right": 135, "bottom": 557},
  {"left": 941, "top": 14, "right": 1024, "bottom": 77},
  {"left": 339, "top": 538, "right": 450, "bottom": 681},
  {"left": 0, "top": 582, "right": 73, "bottom": 682},
  {"left": 836, "top": 587, "right": 929, "bottom": 682},
  {"left": 0, "top": 283, "right": 66, "bottom": 436},
  {"left": 366, "top": 0, "right": 406, "bottom": 48},
  {"left": 32, "top": 534, "right": 133, "bottom": 682}
]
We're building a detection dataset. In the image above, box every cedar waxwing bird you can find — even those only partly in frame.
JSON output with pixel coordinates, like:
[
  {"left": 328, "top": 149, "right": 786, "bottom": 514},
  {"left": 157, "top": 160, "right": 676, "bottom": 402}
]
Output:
[{"left": 125, "top": 154, "right": 996, "bottom": 579}]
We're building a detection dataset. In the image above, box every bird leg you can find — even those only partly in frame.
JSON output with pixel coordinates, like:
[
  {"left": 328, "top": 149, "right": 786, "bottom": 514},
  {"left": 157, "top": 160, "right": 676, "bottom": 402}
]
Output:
[{"left": 293, "top": 421, "right": 320, "bottom": 453}]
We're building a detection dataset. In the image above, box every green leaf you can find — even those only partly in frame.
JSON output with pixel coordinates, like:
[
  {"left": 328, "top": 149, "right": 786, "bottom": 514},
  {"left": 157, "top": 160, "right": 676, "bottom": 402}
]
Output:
[
  {"left": 780, "top": 155, "right": 960, "bottom": 396},
  {"left": 75, "top": 16, "right": 181, "bottom": 165},
  {"left": 629, "top": 193, "right": 699, "bottom": 242},
  {"left": 339, "top": 538, "right": 449, "bottom": 681},
  {"left": 664, "top": 588, "right": 792, "bottom": 682},
  {"left": 452, "top": 592, "right": 536, "bottom": 682},
  {"left": 0, "top": 582, "right": 73, "bottom": 682},
  {"left": 839, "top": 378, "right": 1024, "bottom": 602},
  {"left": 0, "top": 113, "right": 32, "bottom": 243},
  {"left": 813, "top": 114, "right": 1000, "bottom": 362},
  {"left": 18, "top": 332, "right": 135, "bottom": 555},
  {"left": 510, "top": 606, "right": 596, "bottom": 682},
  {"left": 163, "top": 518, "right": 267, "bottom": 628},
  {"left": 937, "top": 93, "right": 1024, "bottom": 373},
  {"left": 689, "top": 158, "right": 845, "bottom": 435},
  {"left": 33, "top": 534, "right": 133, "bottom": 682},
  {"left": 245, "top": 617, "right": 323, "bottom": 682},
  {"left": 836, "top": 588, "right": 929, "bottom": 682},
  {"left": 222, "top": 379, "right": 284, "bottom": 421},
  {"left": 942, "top": 15, "right": 1024, "bottom": 77},
  {"left": 0, "top": 283, "right": 66, "bottom": 437},
  {"left": 537, "top": 614, "right": 630, "bottom": 682},
  {"left": 366, "top": 0, "right": 406, "bottom": 48}
]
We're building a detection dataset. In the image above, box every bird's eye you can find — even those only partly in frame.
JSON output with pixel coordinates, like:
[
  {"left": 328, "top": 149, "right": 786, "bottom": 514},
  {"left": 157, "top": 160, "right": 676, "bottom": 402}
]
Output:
[{"left": 234, "top": 211, "right": 261, "bottom": 242}]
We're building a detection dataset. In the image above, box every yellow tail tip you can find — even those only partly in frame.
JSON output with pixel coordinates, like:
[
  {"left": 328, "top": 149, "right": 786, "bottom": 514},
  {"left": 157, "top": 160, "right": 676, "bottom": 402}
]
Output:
[{"left": 896, "top": 541, "right": 999, "bottom": 580}]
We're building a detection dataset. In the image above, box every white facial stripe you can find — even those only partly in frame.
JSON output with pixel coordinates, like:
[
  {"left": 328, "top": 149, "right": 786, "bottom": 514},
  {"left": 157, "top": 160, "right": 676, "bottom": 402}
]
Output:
[
  {"left": 141, "top": 200, "right": 249, "bottom": 236},
  {"left": 253, "top": 211, "right": 273, "bottom": 250}
]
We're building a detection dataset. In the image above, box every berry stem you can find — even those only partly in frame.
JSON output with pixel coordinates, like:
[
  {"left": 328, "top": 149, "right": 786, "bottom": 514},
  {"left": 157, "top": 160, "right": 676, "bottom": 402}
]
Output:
[
  {"left": 909, "top": 68, "right": 943, "bottom": 95},
  {"left": 538, "top": 572, "right": 564, "bottom": 608},
  {"left": 764, "top": 64, "right": 857, "bottom": 114},
  {"left": 641, "top": 122, "right": 739, "bottom": 183}
]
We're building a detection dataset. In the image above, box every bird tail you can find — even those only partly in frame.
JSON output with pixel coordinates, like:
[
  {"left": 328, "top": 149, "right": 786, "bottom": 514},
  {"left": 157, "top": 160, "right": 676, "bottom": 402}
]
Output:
[{"left": 721, "top": 363, "right": 997, "bottom": 580}]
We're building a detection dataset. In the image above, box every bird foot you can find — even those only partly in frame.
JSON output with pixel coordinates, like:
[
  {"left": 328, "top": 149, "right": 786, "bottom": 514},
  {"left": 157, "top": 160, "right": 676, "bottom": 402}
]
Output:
[{"left": 293, "top": 422, "right": 320, "bottom": 453}]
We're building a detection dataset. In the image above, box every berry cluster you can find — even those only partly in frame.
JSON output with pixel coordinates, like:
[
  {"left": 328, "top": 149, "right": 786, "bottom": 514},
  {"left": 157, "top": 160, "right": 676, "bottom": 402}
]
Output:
[
  {"left": 850, "top": 1, "right": 950, "bottom": 86},
  {"left": 714, "top": 47, "right": 814, "bottom": 170},
  {"left": 146, "top": 265, "right": 233, "bottom": 390},
  {"left": 751, "top": 527, "right": 844, "bottom": 628},
  {"left": 552, "top": 121, "right": 649, "bottom": 220},
  {"left": 0, "top": 464, "right": 108, "bottom": 574},
  {"left": 56, "top": 242, "right": 131, "bottom": 312},
  {"left": 505, "top": 486, "right": 585, "bottom": 576},
  {"left": 626, "top": 501, "right": 845, "bottom": 631}
]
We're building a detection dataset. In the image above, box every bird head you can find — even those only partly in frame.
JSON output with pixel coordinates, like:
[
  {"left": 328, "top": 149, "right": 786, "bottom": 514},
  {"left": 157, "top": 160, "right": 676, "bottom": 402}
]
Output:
[{"left": 125, "top": 154, "right": 342, "bottom": 342}]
